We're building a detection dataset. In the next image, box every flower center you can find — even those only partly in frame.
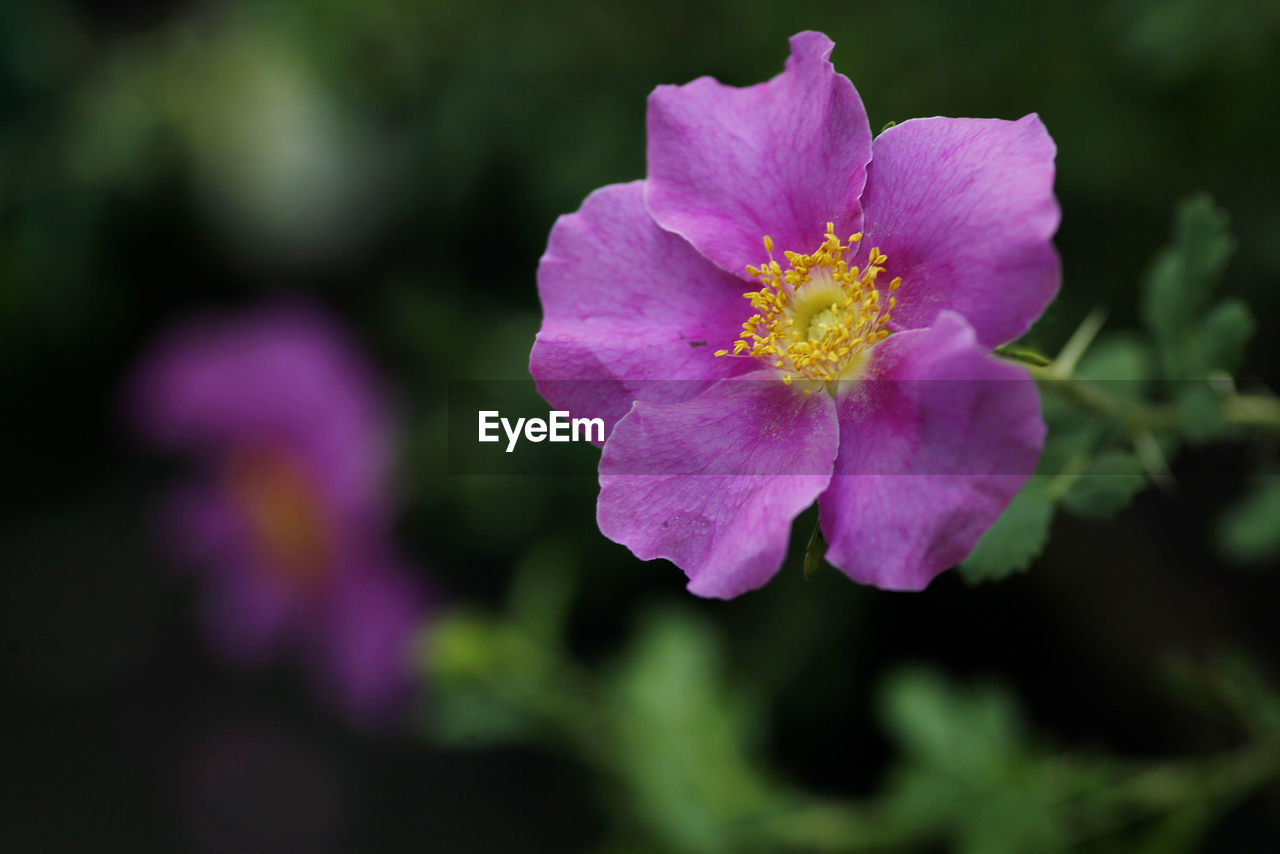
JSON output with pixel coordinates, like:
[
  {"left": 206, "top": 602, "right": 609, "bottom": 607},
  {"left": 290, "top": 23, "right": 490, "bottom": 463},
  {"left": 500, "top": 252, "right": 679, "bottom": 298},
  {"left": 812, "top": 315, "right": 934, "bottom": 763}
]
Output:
[
  {"left": 224, "top": 447, "right": 333, "bottom": 588},
  {"left": 714, "top": 224, "right": 900, "bottom": 387}
]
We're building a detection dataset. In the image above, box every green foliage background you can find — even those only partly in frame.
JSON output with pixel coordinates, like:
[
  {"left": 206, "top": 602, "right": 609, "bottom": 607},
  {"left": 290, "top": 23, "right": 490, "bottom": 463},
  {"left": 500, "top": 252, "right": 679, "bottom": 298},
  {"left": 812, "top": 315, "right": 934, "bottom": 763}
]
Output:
[{"left": 1, "top": 0, "right": 1279, "bottom": 850}]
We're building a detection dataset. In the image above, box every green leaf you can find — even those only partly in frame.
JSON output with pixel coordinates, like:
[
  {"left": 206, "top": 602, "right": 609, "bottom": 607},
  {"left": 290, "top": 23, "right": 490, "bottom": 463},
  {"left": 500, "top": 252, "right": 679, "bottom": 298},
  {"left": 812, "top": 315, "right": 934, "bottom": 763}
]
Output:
[
  {"left": 1060, "top": 451, "right": 1148, "bottom": 519},
  {"left": 878, "top": 668, "right": 1025, "bottom": 773},
  {"left": 507, "top": 537, "right": 577, "bottom": 646},
  {"left": 1140, "top": 194, "right": 1236, "bottom": 378},
  {"left": 802, "top": 519, "right": 826, "bottom": 580},
  {"left": 1039, "top": 395, "right": 1108, "bottom": 471},
  {"left": 422, "top": 611, "right": 511, "bottom": 681},
  {"left": 429, "top": 683, "right": 538, "bottom": 746},
  {"left": 1175, "top": 382, "right": 1228, "bottom": 442},
  {"left": 418, "top": 612, "right": 548, "bottom": 745},
  {"left": 1076, "top": 333, "right": 1155, "bottom": 394},
  {"left": 875, "top": 669, "right": 1071, "bottom": 853},
  {"left": 959, "top": 477, "right": 1056, "bottom": 583},
  {"left": 1215, "top": 476, "right": 1280, "bottom": 564},
  {"left": 607, "top": 610, "right": 780, "bottom": 854},
  {"left": 994, "top": 345, "right": 1052, "bottom": 367},
  {"left": 1195, "top": 298, "right": 1254, "bottom": 374}
]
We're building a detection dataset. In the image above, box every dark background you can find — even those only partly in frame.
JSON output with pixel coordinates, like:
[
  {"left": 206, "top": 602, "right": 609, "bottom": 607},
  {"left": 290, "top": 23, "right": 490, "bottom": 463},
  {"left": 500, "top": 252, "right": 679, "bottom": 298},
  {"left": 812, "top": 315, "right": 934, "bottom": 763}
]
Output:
[{"left": 3, "top": 0, "right": 1279, "bottom": 850}]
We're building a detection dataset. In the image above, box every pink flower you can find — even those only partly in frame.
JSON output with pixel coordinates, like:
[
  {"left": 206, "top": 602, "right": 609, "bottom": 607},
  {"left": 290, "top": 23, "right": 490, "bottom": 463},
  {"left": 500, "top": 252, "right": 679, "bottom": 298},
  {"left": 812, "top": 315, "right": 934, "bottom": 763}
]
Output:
[
  {"left": 130, "top": 303, "right": 429, "bottom": 724},
  {"left": 531, "top": 31, "right": 1059, "bottom": 597}
]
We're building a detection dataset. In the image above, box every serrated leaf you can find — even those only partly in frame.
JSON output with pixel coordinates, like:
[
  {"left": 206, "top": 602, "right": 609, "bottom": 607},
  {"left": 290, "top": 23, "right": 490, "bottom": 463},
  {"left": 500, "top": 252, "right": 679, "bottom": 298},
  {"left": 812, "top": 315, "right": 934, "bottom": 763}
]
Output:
[
  {"left": 875, "top": 670, "right": 1083, "bottom": 854},
  {"left": 1039, "top": 396, "right": 1107, "bottom": 471},
  {"left": 1215, "top": 476, "right": 1280, "bottom": 564},
  {"left": 1195, "top": 298, "right": 1254, "bottom": 374},
  {"left": 1076, "top": 333, "right": 1154, "bottom": 396},
  {"left": 877, "top": 668, "right": 1025, "bottom": 772},
  {"left": 1060, "top": 451, "right": 1147, "bottom": 519},
  {"left": 607, "top": 610, "right": 780, "bottom": 854},
  {"left": 1140, "top": 194, "right": 1236, "bottom": 378},
  {"left": 959, "top": 477, "right": 1056, "bottom": 583}
]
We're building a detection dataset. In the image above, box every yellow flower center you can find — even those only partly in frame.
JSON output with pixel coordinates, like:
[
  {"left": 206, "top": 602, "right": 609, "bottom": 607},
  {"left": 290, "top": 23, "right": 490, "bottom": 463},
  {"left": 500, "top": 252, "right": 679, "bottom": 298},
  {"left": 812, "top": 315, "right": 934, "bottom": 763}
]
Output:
[
  {"left": 714, "top": 224, "right": 901, "bottom": 388},
  {"left": 225, "top": 447, "right": 333, "bottom": 588}
]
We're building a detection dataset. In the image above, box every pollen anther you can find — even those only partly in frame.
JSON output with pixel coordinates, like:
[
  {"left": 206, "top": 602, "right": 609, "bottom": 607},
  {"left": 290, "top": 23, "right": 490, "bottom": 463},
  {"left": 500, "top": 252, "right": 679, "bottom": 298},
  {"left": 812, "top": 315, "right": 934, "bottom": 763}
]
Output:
[{"left": 714, "top": 224, "right": 899, "bottom": 385}]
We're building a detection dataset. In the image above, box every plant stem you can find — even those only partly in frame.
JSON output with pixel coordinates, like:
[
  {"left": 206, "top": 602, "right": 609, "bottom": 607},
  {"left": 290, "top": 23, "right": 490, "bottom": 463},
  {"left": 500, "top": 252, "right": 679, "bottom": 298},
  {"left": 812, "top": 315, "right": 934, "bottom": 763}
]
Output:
[
  {"left": 1225, "top": 393, "right": 1280, "bottom": 430},
  {"left": 1024, "top": 364, "right": 1280, "bottom": 435},
  {"left": 1050, "top": 306, "right": 1108, "bottom": 378}
]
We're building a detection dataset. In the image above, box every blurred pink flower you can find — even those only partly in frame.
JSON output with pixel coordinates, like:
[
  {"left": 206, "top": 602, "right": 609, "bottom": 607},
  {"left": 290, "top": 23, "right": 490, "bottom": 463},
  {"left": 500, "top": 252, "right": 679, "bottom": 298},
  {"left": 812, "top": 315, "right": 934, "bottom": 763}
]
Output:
[{"left": 131, "top": 302, "right": 428, "bottom": 724}]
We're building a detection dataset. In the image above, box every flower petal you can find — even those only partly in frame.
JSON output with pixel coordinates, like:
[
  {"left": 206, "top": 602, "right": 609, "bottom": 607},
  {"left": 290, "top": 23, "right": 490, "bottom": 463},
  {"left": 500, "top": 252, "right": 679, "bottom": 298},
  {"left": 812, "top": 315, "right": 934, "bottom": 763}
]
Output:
[
  {"left": 309, "top": 550, "right": 427, "bottom": 726},
  {"left": 818, "top": 312, "right": 1045, "bottom": 590},
  {"left": 597, "top": 373, "right": 838, "bottom": 598},
  {"left": 163, "top": 484, "right": 298, "bottom": 664},
  {"left": 645, "top": 31, "right": 871, "bottom": 278},
  {"left": 532, "top": 180, "right": 754, "bottom": 437},
  {"left": 861, "top": 114, "right": 1060, "bottom": 347},
  {"left": 129, "top": 303, "right": 393, "bottom": 525}
]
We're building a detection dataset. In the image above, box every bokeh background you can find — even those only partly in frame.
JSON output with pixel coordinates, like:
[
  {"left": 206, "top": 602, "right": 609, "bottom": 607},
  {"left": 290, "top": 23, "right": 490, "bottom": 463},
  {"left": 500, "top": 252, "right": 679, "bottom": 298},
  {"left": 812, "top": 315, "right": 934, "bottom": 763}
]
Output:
[{"left": 3, "top": 0, "right": 1280, "bottom": 851}]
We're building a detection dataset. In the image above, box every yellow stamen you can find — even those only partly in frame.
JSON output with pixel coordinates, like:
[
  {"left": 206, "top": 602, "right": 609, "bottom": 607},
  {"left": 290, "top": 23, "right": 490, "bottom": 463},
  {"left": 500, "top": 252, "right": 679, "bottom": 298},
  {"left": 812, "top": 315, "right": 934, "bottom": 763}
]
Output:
[
  {"left": 713, "top": 224, "right": 901, "bottom": 386},
  {"left": 225, "top": 448, "right": 331, "bottom": 587}
]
